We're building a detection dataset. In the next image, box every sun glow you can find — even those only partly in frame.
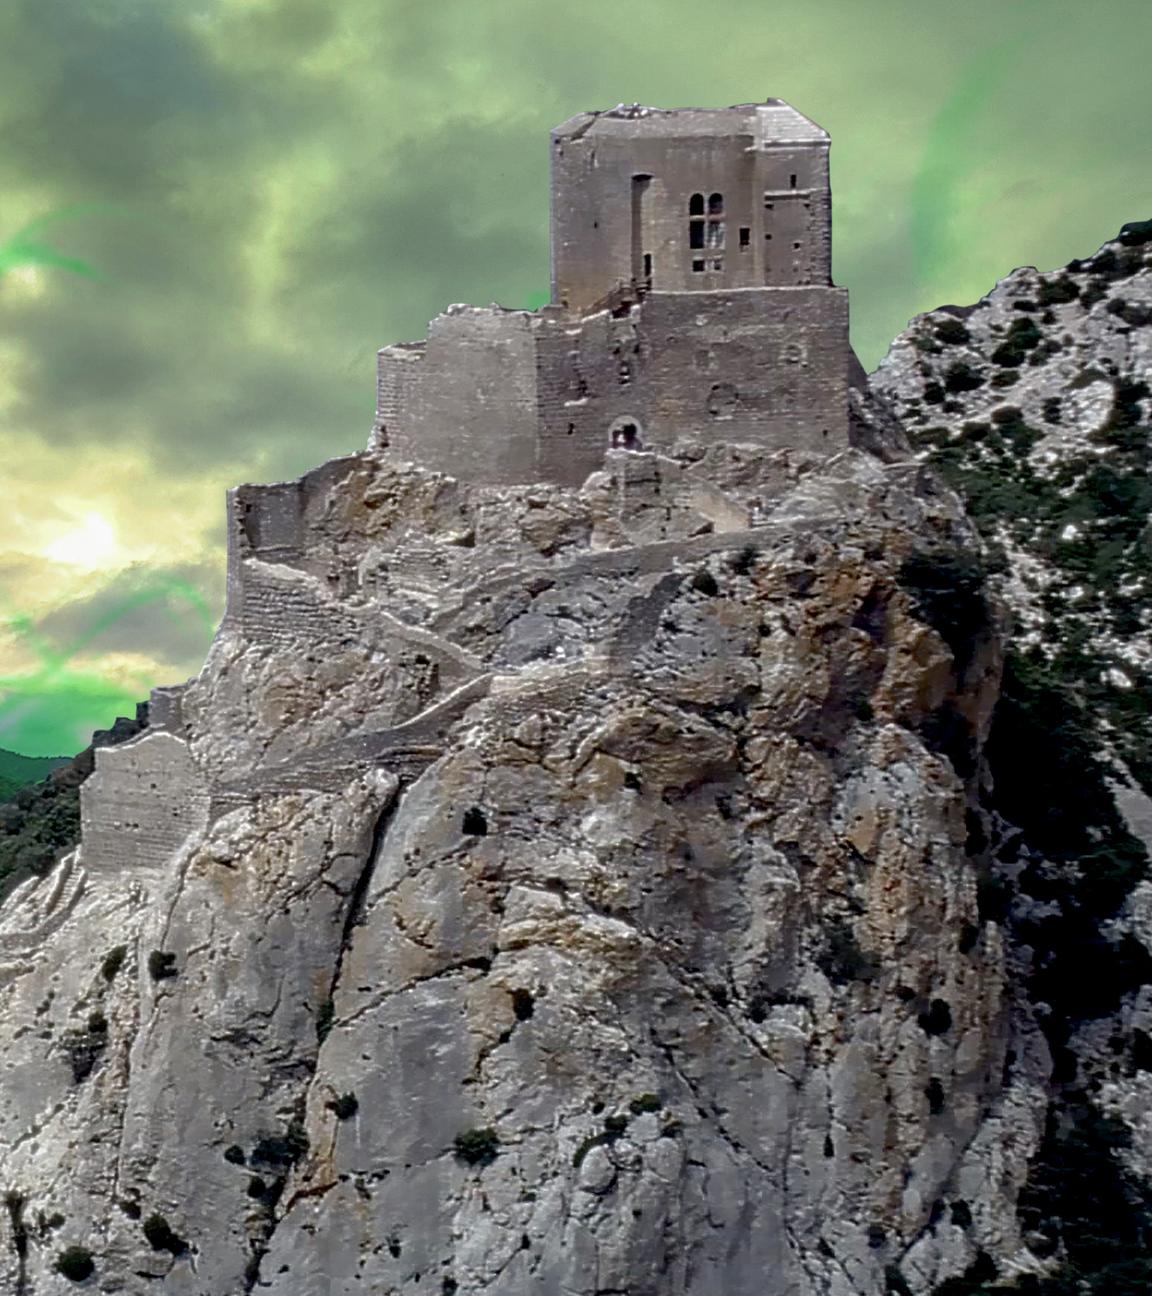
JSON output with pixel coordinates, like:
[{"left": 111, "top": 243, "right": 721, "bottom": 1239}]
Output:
[{"left": 43, "top": 512, "right": 121, "bottom": 571}]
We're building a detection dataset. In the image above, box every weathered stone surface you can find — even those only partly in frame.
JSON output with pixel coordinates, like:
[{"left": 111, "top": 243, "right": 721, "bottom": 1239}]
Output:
[{"left": 0, "top": 406, "right": 1047, "bottom": 1293}]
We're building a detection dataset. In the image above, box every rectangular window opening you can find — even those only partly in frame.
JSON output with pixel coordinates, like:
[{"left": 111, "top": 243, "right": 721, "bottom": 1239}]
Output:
[
  {"left": 692, "top": 259, "right": 706, "bottom": 272},
  {"left": 739, "top": 227, "right": 750, "bottom": 248},
  {"left": 789, "top": 174, "right": 797, "bottom": 189},
  {"left": 708, "top": 258, "right": 723, "bottom": 271},
  {"left": 690, "top": 222, "right": 705, "bottom": 249}
]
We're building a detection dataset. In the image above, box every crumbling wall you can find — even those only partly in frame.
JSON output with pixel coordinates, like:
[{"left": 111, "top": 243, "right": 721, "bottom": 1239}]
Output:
[
  {"left": 79, "top": 731, "right": 209, "bottom": 872},
  {"left": 637, "top": 287, "right": 849, "bottom": 453},
  {"left": 374, "top": 341, "right": 425, "bottom": 448},
  {"left": 386, "top": 306, "right": 539, "bottom": 484}
]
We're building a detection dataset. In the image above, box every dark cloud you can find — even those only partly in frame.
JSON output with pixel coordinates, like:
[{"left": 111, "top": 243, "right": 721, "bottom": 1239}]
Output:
[
  {"left": 33, "top": 562, "right": 224, "bottom": 672},
  {"left": 1, "top": 0, "right": 1149, "bottom": 754},
  {"left": 2, "top": 0, "right": 1147, "bottom": 484}
]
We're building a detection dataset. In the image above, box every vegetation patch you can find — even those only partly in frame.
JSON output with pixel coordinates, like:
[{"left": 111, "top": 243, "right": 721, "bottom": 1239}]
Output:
[
  {"left": 326, "top": 1092, "right": 359, "bottom": 1121},
  {"left": 100, "top": 945, "right": 128, "bottom": 981},
  {"left": 55, "top": 1245, "right": 95, "bottom": 1282},
  {"left": 815, "top": 916, "right": 878, "bottom": 985},
  {"left": 142, "top": 1213, "right": 188, "bottom": 1256},
  {"left": 147, "top": 950, "right": 178, "bottom": 982},
  {"left": 573, "top": 1113, "right": 630, "bottom": 1168},
  {"left": 61, "top": 1012, "right": 108, "bottom": 1084},
  {"left": 454, "top": 1126, "right": 500, "bottom": 1167}
]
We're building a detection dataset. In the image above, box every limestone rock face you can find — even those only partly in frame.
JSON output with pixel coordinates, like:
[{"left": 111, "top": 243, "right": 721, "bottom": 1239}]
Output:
[
  {"left": 873, "top": 224, "right": 1152, "bottom": 1290},
  {"left": 0, "top": 408, "right": 1044, "bottom": 1294}
]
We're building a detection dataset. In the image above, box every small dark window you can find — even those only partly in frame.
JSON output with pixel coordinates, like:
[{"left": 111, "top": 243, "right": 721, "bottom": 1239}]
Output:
[
  {"left": 643, "top": 252, "right": 652, "bottom": 287},
  {"left": 611, "top": 421, "right": 642, "bottom": 450},
  {"left": 708, "top": 258, "right": 722, "bottom": 271},
  {"left": 692, "top": 259, "right": 705, "bottom": 272},
  {"left": 793, "top": 241, "right": 801, "bottom": 250},
  {"left": 689, "top": 192, "right": 705, "bottom": 215},
  {"left": 708, "top": 192, "right": 724, "bottom": 214},
  {"left": 739, "top": 227, "right": 750, "bottom": 248},
  {"left": 789, "top": 173, "right": 797, "bottom": 189},
  {"left": 690, "top": 222, "right": 705, "bottom": 249}
]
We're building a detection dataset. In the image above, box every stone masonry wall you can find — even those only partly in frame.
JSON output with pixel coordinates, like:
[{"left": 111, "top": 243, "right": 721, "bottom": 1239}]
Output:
[
  {"left": 380, "top": 287, "right": 850, "bottom": 488},
  {"left": 385, "top": 306, "right": 539, "bottom": 484},
  {"left": 79, "top": 731, "right": 210, "bottom": 873}
]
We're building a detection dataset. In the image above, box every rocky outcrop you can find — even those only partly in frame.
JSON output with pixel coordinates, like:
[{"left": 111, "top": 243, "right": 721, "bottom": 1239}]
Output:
[
  {"left": 0, "top": 395, "right": 1057, "bottom": 1294},
  {"left": 874, "top": 220, "right": 1152, "bottom": 1292}
]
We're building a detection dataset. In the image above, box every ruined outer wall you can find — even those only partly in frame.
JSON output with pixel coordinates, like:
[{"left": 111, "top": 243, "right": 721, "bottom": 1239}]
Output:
[
  {"left": 535, "top": 286, "right": 850, "bottom": 481},
  {"left": 385, "top": 307, "right": 539, "bottom": 485},
  {"left": 80, "top": 732, "right": 209, "bottom": 872},
  {"left": 375, "top": 342, "right": 425, "bottom": 446},
  {"left": 637, "top": 287, "right": 849, "bottom": 453}
]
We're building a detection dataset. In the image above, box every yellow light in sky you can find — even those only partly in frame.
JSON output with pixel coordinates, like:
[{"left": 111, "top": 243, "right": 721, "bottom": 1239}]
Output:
[
  {"left": 43, "top": 512, "right": 120, "bottom": 571},
  {"left": 3, "top": 265, "right": 46, "bottom": 299}
]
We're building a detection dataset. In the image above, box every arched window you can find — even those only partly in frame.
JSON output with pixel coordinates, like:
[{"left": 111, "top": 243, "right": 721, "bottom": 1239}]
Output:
[
  {"left": 609, "top": 417, "right": 644, "bottom": 451},
  {"left": 689, "top": 191, "right": 724, "bottom": 267}
]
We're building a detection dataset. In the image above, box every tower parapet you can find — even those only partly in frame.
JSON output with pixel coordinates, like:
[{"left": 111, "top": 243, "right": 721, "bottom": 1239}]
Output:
[
  {"left": 374, "top": 99, "right": 854, "bottom": 486},
  {"left": 550, "top": 100, "right": 832, "bottom": 311}
]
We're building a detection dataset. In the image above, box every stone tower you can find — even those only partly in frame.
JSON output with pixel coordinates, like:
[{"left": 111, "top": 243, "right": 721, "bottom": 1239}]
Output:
[
  {"left": 550, "top": 100, "right": 832, "bottom": 311},
  {"left": 374, "top": 99, "right": 854, "bottom": 486}
]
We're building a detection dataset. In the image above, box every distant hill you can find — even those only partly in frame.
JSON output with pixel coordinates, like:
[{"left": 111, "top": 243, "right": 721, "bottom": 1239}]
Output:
[{"left": 0, "top": 747, "right": 72, "bottom": 802}]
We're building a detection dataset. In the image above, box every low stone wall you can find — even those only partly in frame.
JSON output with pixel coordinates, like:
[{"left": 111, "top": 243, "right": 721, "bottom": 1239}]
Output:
[{"left": 80, "top": 731, "right": 210, "bottom": 872}]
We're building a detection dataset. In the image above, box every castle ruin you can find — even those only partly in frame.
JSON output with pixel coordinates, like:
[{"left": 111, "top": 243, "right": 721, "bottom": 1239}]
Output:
[
  {"left": 374, "top": 99, "right": 859, "bottom": 485},
  {"left": 79, "top": 98, "right": 873, "bottom": 872}
]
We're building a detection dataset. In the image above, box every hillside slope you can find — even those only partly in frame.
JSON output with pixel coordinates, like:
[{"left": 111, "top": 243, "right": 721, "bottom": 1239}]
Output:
[
  {"left": 874, "top": 219, "right": 1152, "bottom": 1294},
  {"left": 0, "top": 749, "right": 71, "bottom": 803}
]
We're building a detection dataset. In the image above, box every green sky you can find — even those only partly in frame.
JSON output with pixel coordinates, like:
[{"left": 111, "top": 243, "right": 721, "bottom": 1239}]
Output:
[{"left": 0, "top": 0, "right": 1149, "bottom": 755}]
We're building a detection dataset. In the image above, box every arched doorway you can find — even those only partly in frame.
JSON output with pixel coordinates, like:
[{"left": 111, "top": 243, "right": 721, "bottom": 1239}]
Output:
[{"left": 608, "top": 416, "right": 644, "bottom": 451}]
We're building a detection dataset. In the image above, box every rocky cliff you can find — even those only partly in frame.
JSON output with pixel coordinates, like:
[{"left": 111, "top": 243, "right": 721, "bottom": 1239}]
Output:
[
  {"left": 874, "top": 218, "right": 1152, "bottom": 1294},
  {"left": 0, "top": 221, "right": 1149, "bottom": 1296}
]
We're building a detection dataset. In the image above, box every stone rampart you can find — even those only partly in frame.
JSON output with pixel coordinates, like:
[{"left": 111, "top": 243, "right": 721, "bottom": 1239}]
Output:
[{"left": 80, "top": 731, "right": 210, "bottom": 872}]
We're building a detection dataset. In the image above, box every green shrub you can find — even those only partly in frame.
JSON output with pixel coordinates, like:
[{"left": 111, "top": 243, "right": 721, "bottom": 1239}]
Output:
[
  {"left": 934, "top": 317, "right": 970, "bottom": 345},
  {"left": 1036, "top": 275, "right": 1080, "bottom": 305},
  {"left": 326, "top": 1092, "right": 359, "bottom": 1121},
  {"left": 943, "top": 361, "right": 984, "bottom": 392},
  {"left": 55, "top": 1245, "right": 95, "bottom": 1281},
  {"left": 142, "top": 1213, "right": 187, "bottom": 1256},
  {"left": 147, "top": 950, "right": 177, "bottom": 982},
  {"left": 573, "top": 1113, "right": 631, "bottom": 1167},
  {"left": 816, "top": 917, "right": 878, "bottom": 985},
  {"left": 454, "top": 1127, "right": 500, "bottom": 1166},
  {"left": 629, "top": 1092, "right": 663, "bottom": 1115},
  {"left": 100, "top": 945, "right": 128, "bottom": 981}
]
